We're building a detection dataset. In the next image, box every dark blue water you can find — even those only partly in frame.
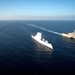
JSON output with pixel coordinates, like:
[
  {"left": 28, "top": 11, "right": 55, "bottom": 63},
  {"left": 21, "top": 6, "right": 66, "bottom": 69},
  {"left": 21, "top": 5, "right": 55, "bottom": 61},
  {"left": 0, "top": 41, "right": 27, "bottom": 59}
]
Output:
[{"left": 0, "top": 20, "right": 75, "bottom": 75}]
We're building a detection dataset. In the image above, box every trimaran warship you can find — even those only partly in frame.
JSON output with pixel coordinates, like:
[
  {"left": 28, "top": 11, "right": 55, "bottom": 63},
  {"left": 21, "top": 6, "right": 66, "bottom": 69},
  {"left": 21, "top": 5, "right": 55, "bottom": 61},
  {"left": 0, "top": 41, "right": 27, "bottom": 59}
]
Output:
[{"left": 62, "top": 30, "right": 75, "bottom": 39}]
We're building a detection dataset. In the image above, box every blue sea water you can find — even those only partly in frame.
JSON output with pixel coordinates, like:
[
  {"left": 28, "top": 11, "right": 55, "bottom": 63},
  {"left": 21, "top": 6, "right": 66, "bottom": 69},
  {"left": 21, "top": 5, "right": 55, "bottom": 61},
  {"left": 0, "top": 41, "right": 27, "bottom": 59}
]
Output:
[{"left": 0, "top": 20, "right": 75, "bottom": 75}]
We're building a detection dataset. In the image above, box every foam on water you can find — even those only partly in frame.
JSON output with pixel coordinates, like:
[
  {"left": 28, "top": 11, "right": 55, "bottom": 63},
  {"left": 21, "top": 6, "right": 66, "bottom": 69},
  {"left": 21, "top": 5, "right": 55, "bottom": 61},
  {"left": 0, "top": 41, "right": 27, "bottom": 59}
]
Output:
[{"left": 27, "top": 23, "right": 62, "bottom": 36}]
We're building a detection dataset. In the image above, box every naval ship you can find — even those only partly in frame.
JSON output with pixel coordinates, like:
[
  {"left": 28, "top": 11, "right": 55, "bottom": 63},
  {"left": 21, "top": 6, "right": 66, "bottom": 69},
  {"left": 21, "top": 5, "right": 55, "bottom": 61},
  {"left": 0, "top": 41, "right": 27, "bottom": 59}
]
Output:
[
  {"left": 31, "top": 32, "right": 53, "bottom": 49},
  {"left": 62, "top": 30, "right": 75, "bottom": 39}
]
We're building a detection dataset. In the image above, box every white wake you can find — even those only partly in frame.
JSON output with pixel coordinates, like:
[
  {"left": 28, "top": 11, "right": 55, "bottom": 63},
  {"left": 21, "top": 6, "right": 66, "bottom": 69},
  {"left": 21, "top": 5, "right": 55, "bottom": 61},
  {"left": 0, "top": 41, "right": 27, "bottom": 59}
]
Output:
[{"left": 27, "top": 23, "right": 62, "bottom": 36}]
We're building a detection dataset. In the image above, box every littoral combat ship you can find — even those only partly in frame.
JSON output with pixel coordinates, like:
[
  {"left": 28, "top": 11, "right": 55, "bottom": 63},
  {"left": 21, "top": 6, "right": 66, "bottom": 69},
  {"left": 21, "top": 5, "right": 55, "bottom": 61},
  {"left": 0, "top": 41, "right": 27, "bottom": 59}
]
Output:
[
  {"left": 31, "top": 32, "right": 53, "bottom": 49},
  {"left": 62, "top": 30, "right": 75, "bottom": 39}
]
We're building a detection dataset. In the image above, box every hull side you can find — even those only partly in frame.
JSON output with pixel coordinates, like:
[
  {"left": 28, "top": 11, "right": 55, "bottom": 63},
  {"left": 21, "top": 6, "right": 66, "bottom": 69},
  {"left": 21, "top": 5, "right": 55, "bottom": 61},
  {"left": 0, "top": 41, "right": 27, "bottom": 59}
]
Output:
[
  {"left": 62, "top": 33, "right": 75, "bottom": 39},
  {"left": 31, "top": 36, "right": 53, "bottom": 49}
]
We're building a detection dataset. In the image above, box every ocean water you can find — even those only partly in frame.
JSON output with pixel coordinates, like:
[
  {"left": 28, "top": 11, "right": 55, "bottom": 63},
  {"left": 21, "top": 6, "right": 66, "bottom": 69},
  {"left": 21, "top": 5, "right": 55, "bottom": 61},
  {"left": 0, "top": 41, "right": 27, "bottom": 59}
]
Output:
[{"left": 0, "top": 20, "right": 75, "bottom": 75}]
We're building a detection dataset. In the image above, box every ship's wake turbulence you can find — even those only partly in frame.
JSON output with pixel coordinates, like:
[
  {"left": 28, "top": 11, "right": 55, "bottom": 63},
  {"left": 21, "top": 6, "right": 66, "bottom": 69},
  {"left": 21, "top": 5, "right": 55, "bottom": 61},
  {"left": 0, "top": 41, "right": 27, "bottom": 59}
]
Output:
[{"left": 27, "top": 23, "right": 62, "bottom": 36}]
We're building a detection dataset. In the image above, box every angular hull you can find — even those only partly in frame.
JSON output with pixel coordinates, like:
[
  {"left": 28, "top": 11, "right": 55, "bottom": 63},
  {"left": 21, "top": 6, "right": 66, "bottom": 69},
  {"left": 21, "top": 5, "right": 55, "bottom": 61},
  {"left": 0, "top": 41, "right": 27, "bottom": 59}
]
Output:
[
  {"left": 31, "top": 35, "right": 53, "bottom": 49},
  {"left": 62, "top": 33, "right": 75, "bottom": 39}
]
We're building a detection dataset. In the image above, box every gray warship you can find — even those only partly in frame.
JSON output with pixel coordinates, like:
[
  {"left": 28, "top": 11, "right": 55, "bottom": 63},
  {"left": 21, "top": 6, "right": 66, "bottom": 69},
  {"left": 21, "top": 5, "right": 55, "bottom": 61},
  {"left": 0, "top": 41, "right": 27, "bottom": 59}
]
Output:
[{"left": 62, "top": 30, "right": 75, "bottom": 39}]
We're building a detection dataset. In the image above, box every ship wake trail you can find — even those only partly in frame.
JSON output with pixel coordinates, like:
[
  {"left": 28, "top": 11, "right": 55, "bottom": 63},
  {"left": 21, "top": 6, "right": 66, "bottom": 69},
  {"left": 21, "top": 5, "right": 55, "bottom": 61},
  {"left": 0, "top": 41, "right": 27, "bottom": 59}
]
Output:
[{"left": 27, "top": 23, "right": 62, "bottom": 36}]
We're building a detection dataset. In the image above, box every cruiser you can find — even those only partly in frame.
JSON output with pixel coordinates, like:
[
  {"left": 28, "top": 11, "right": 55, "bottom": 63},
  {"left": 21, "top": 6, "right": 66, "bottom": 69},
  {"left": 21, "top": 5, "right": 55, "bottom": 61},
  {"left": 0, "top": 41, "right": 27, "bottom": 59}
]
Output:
[
  {"left": 62, "top": 30, "right": 75, "bottom": 39},
  {"left": 31, "top": 32, "right": 53, "bottom": 49}
]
